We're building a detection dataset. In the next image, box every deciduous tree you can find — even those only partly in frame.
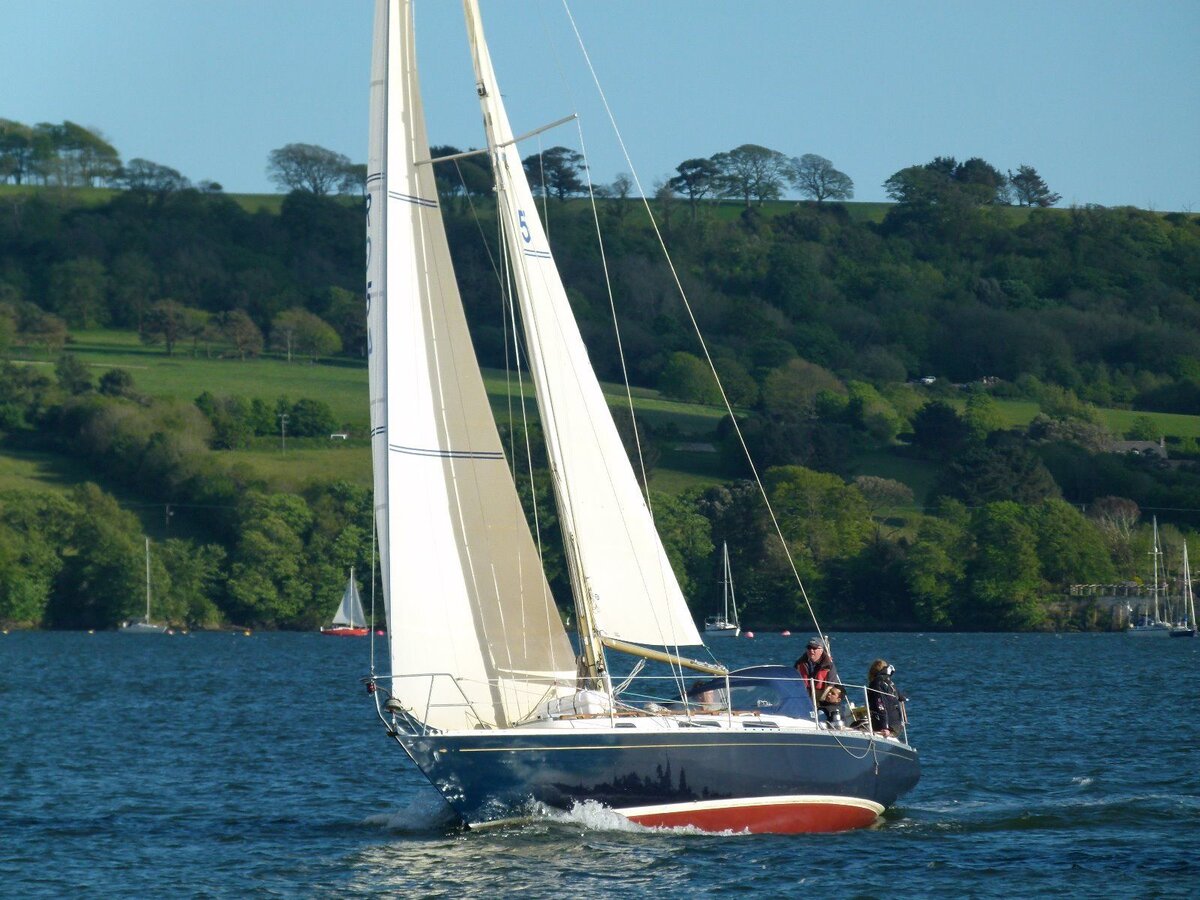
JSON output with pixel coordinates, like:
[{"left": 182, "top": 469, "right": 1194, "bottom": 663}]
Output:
[
  {"left": 712, "top": 144, "right": 790, "bottom": 207},
  {"left": 216, "top": 309, "right": 263, "bottom": 360},
  {"left": 142, "top": 300, "right": 189, "bottom": 355},
  {"left": 789, "top": 153, "right": 854, "bottom": 204},
  {"left": 121, "top": 158, "right": 190, "bottom": 196},
  {"left": 48, "top": 258, "right": 108, "bottom": 328},
  {"left": 267, "top": 143, "right": 354, "bottom": 195}
]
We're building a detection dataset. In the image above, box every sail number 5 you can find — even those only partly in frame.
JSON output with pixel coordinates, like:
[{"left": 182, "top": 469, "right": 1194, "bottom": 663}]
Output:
[{"left": 518, "top": 209, "right": 531, "bottom": 243}]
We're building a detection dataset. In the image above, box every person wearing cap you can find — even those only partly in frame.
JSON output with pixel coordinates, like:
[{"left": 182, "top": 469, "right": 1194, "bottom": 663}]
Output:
[{"left": 794, "top": 637, "right": 832, "bottom": 701}]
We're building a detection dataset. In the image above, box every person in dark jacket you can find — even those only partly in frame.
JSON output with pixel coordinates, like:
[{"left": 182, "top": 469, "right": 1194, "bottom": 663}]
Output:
[
  {"left": 817, "top": 683, "right": 846, "bottom": 727},
  {"left": 867, "top": 658, "right": 907, "bottom": 739},
  {"left": 794, "top": 637, "right": 833, "bottom": 701}
]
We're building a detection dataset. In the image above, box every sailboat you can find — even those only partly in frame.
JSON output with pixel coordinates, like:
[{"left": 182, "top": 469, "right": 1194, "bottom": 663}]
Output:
[
  {"left": 704, "top": 543, "right": 740, "bottom": 638},
  {"left": 321, "top": 568, "right": 369, "bottom": 637},
  {"left": 1128, "top": 517, "right": 1171, "bottom": 636},
  {"left": 1170, "top": 542, "right": 1197, "bottom": 638},
  {"left": 120, "top": 538, "right": 168, "bottom": 634},
  {"left": 364, "top": 0, "right": 919, "bottom": 833}
]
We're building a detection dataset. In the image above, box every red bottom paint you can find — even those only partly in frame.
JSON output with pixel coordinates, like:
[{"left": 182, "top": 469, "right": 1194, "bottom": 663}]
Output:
[
  {"left": 625, "top": 800, "right": 880, "bottom": 834},
  {"left": 319, "top": 627, "right": 369, "bottom": 637}
]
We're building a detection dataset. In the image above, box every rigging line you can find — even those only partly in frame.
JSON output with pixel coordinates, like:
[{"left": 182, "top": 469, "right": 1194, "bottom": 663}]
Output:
[
  {"left": 560, "top": 0, "right": 827, "bottom": 647},
  {"left": 531, "top": 0, "right": 694, "bottom": 684},
  {"left": 370, "top": 502, "right": 377, "bottom": 675},
  {"left": 537, "top": 135, "right": 550, "bottom": 240},
  {"left": 573, "top": 116, "right": 690, "bottom": 694},
  {"left": 514, "top": 227, "right": 692, "bottom": 694},
  {"left": 497, "top": 152, "right": 607, "bottom": 688},
  {"left": 455, "top": 158, "right": 504, "bottom": 288},
  {"left": 574, "top": 118, "right": 653, "bottom": 511}
]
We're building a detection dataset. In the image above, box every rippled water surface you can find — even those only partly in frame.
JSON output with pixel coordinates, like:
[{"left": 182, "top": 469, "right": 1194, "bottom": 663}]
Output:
[{"left": 2, "top": 631, "right": 1196, "bottom": 897}]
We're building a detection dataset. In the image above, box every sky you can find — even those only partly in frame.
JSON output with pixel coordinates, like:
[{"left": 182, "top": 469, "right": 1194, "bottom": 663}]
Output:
[{"left": 4, "top": 0, "right": 1198, "bottom": 211}]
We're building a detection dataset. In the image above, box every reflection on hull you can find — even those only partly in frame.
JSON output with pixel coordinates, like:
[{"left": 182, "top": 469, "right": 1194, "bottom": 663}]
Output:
[{"left": 395, "top": 727, "right": 919, "bottom": 834}]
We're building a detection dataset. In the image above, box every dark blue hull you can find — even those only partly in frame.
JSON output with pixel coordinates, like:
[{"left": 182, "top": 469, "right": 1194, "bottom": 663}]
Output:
[{"left": 394, "top": 727, "right": 920, "bottom": 833}]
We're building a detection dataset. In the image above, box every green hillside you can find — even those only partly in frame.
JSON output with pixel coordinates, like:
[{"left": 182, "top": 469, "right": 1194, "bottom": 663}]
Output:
[{"left": 2, "top": 177, "right": 1199, "bottom": 634}]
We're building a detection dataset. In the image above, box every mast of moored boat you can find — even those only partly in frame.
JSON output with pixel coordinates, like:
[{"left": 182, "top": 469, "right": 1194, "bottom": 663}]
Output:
[
  {"left": 1151, "top": 516, "right": 1163, "bottom": 622},
  {"left": 723, "top": 542, "right": 739, "bottom": 628},
  {"left": 145, "top": 537, "right": 152, "bottom": 621},
  {"left": 1184, "top": 543, "right": 1196, "bottom": 630}
]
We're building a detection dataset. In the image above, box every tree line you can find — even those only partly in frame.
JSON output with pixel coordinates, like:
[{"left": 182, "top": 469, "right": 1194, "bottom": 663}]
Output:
[
  {"left": 1, "top": 126, "right": 1198, "bottom": 630},
  {"left": 2, "top": 354, "right": 1197, "bottom": 633}
]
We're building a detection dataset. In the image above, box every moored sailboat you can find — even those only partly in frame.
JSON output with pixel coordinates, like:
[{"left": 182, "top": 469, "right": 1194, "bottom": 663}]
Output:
[
  {"left": 1128, "top": 517, "right": 1171, "bottom": 637},
  {"left": 321, "top": 568, "right": 369, "bottom": 637},
  {"left": 1170, "top": 542, "right": 1197, "bottom": 638},
  {"left": 363, "top": 0, "right": 919, "bottom": 833},
  {"left": 704, "top": 543, "right": 740, "bottom": 638},
  {"left": 121, "top": 538, "right": 168, "bottom": 634}
]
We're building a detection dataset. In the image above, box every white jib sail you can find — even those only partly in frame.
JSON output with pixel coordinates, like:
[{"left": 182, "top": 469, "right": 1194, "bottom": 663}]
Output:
[
  {"left": 367, "top": 0, "right": 575, "bottom": 732},
  {"left": 463, "top": 0, "right": 703, "bottom": 649}
]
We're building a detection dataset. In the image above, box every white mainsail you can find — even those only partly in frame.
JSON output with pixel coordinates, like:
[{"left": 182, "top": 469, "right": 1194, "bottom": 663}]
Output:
[
  {"left": 367, "top": 0, "right": 575, "bottom": 732},
  {"left": 331, "top": 571, "right": 367, "bottom": 629},
  {"left": 464, "top": 0, "right": 703, "bottom": 653}
]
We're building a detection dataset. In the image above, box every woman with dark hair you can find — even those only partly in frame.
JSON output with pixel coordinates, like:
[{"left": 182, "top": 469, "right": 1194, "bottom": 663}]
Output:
[
  {"left": 867, "top": 658, "right": 906, "bottom": 739},
  {"left": 794, "top": 637, "right": 833, "bottom": 700}
]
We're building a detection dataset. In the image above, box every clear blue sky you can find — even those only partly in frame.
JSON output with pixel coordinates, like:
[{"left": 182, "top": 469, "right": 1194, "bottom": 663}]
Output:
[{"left": 5, "top": 1, "right": 1198, "bottom": 210}]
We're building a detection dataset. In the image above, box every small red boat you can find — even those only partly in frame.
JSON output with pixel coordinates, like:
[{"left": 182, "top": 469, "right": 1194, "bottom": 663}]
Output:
[{"left": 321, "top": 625, "right": 369, "bottom": 637}]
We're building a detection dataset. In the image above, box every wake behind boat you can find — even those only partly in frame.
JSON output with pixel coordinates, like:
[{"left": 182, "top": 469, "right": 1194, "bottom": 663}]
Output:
[{"left": 362, "top": 0, "right": 918, "bottom": 834}]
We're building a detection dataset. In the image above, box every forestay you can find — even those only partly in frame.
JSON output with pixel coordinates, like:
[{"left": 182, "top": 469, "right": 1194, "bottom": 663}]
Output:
[
  {"left": 464, "top": 0, "right": 703, "bottom": 651},
  {"left": 367, "top": 0, "right": 575, "bottom": 732}
]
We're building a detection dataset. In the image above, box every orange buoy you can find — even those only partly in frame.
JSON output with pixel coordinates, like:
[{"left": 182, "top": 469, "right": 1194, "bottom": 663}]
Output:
[
  {"left": 781, "top": 630, "right": 791, "bottom": 636},
  {"left": 744, "top": 630, "right": 755, "bottom": 638}
]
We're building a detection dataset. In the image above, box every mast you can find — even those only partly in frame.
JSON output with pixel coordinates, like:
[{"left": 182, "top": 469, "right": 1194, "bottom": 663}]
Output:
[
  {"left": 1151, "top": 517, "right": 1162, "bottom": 622},
  {"left": 1184, "top": 543, "right": 1196, "bottom": 629},
  {"left": 721, "top": 542, "right": 740, "bottom": 627},
  {"left": 145, "top": 537, "right": 151, "bottom": 620}
]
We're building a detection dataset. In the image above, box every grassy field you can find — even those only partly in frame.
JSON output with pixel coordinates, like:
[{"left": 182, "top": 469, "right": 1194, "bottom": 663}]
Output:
[
  {"left": 10, "top": 328, "right": 1200, "bottom": 501},
  {"left": 17, "top": 330, "right": 373, "bottom": 431},
  {"left": 223, "top": 442, "right": 373, "bottom": 492},
  {"left": 971, "top": 397, "right": 1200, "bottom": 439},
  {"left": 848, "top": 449, "right": 941, "bottom": 505},
  {"left": 0, "top": 446, "right": 97, "bottom": 494},
  {"left": 6, "top": 329, "right": 735, "bottom": 495},
  {"left": 18, "top": 330, "right": 733, "bottom": 440}
]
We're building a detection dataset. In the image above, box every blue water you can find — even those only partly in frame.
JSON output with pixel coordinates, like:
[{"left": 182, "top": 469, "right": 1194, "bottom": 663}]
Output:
[{"left": 2, "top": 631, "right": 1197, "bottom": 897}]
